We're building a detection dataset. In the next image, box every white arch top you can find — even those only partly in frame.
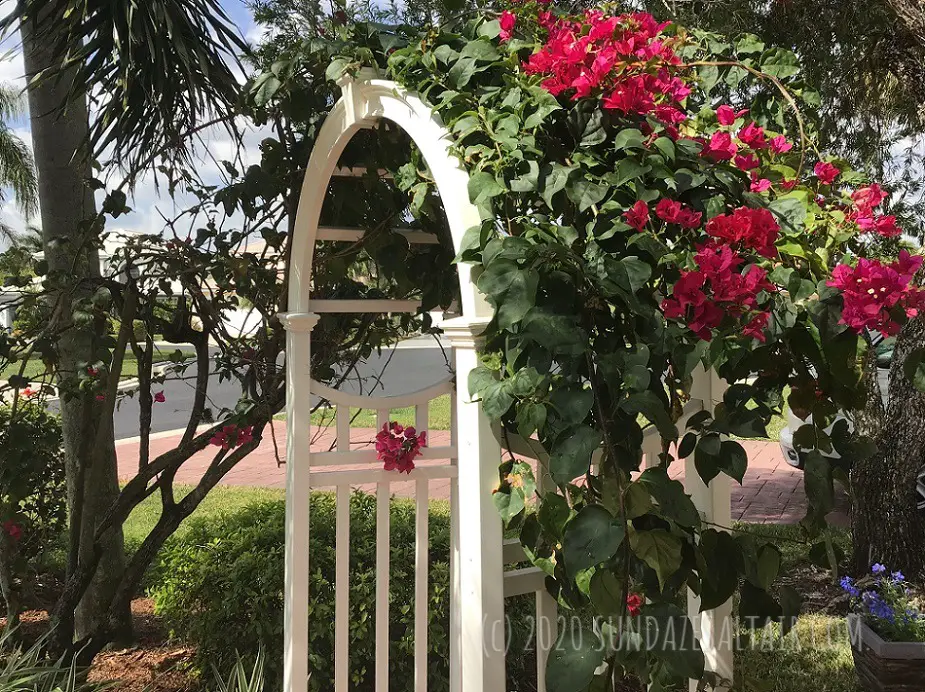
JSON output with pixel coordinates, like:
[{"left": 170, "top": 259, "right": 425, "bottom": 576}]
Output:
[{"left": 287, "top": 68, "right": 492, "bottom": 319}]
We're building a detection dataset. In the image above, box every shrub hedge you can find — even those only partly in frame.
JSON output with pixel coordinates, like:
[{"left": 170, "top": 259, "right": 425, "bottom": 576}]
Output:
[{"left": 151, "top": 493, "right": 539, "bottom": 691}]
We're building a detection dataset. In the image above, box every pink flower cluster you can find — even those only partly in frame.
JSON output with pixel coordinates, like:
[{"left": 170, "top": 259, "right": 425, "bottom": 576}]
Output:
[
  {"left": 210, "top": 424, "right": 254, "bottom": 450},
  {"left": 849, "top": 184, "right": 901, "bottom": 238},
  {"left": 827, "top": 251, "right": 925, "bottom": 336},
  {"left": 523, "top": 11, "right": 690, "bottom": 119},
  {"left": 662, "top": 244, "right": 773, "bottom": 340},
  {"left": 705, "top": 206, "right": 780, "bottom": 258},
  {"left": 655, "top": 199, "right": 701, "bottom": 228},
  {"left": 376, "top": 422, "right": 427, "bottom": 474},
  {"left": 662, "top": 243, "right": 773, "bottom": 341}
]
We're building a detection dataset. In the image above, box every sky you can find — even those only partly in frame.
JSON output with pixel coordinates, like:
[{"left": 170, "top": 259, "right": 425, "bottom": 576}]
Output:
[{"left": 0, "top": 0, "right": 268, "bottom": 244}]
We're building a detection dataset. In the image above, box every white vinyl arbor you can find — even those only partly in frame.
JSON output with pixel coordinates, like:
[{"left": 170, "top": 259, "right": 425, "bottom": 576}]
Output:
[{"left": 280, "top": 70, "right": 734, "bottom": 692}]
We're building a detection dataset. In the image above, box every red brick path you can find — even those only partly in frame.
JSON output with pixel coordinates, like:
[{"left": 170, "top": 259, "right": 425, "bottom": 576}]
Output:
[{"left": 115, "top": 423, "right": 848, "bottom": 525}]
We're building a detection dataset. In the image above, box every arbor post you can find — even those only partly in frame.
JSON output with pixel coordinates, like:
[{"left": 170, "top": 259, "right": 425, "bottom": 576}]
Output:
[
  {"left": 280, "top": 312, "right": 320, "bottom": 692},
  {"left": 686, "top": 367, "right": 734, "bottom": 691},
  {"left": 440, "top": 316, "right": 507, "bottom": 692}
]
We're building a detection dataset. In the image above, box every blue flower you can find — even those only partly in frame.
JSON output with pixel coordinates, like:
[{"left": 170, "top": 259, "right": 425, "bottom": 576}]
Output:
[
  {"left": 892, "top": 571, "right": 905, "bottom": 583},
  {"left": 872, "top": 563, "right": 887, "bottom": 575},
  {"left": 840, "top": 576, "right": 860, "bottom": 597},
  {"left": 862, "top": 591, "right": 896, "bottom": 623}
]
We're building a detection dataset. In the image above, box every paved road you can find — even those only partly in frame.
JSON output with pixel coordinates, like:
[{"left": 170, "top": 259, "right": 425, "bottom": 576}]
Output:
[{"left": 113, "top": 339, "right": 453, "bottom": 440}]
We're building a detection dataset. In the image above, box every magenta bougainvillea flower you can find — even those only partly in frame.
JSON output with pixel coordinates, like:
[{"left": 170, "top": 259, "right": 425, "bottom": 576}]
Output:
[
  {"left": 715, "top": 105, "right": 748, "bottom": 126},
  {"left": 210, "top": 424, "right": 254, "bottom": 450},
  {"left": 705, "top": 206, "right": 780, "bottom": 259},
  {"left": 814, "top": 161, "right": 841, "bottom": 185},
  {"left": 376, "top": 422, "right": 427, "bottom": 474},
  {"left": 623, "top": 200, "right": 650, "bottom": 231},
  {"left": 827, "top": 251, "right": 925, "bottom": 336},
  {"left": 662, "top": 243, "right": 773, "bottom": 341},
  {"left": 738, "top": 122, "right": 768, "bottom": 150},
  {"left": 702, "top": 131, "right": 737, "bottom": 161},
  {"left": 655, "top": 198, "right": 701, "bottom": 229}
]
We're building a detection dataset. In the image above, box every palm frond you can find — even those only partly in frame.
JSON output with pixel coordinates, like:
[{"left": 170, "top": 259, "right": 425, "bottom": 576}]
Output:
[
  {"left": 0, "top": 124, "right": 38, "bottom": 218},
  {"left": 0, "top": 81, "right": 26, "bottom": 121},
  {"left": 5, "top": 0, "right": 249, "bottom": 179}
]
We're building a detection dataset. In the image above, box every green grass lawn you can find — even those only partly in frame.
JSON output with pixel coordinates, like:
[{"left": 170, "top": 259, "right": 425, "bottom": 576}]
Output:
[
  {"left": 123, "top": 484, "right": 285, "bottom": 551},
  {"left": 736, "top": 615, "right": 861, "bottom": 692},
  {"left": 0, "top": 349, "right": 193, "bottom": 383},
  {"left": 307, "top": 393, "right": 454, "bottom": 430}
]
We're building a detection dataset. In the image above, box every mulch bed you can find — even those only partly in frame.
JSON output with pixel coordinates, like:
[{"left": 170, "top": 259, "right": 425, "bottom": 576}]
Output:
[{"left": 2, "top": 598, "right": 197, "bottom": 692}]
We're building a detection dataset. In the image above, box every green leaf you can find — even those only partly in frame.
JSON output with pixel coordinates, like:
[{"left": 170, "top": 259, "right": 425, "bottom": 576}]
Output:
[
  {"left": 769, "top": 196, "right": 807, "bottom": 231},
  {"left": 494, "top": 488, "right": 525, "bottom": 523},
  {"left": 637, "top": 467, "right": 700, "bottom": 528},
  {"left": 467, "top": 171, "right": 505, "bottom": 206},
  {"left": 739, "top": 581, "right": 782, "bottom": 627},
  {"left": 497, "top": 269, "right": 539, "bottom": 329},
  {"left": 523, "top": 309, "right": 586, "bottom": 355},
  {"left": 718, "top": 440, "right": 748, "bottom": 483},
  {"left": 546, "top": 626, "right": 605, "bottom": 692},
  {"left": 252, "top": 73, "right": 281, "bottom": 106},
  {"left": 562, "top": 505, "right": 626, "bottom": 574},
  {"left": 516, "top": 401, "right": 547, "bottom": 438},
  {"left": 538, "top": 492, "right": 571, "bottom": 539},
  {"left": 613, "top": 128, "right": 645, "bottom": 150},
  {"left": 803, "top": 450, "right": 834, "bottom": 516},
  {"left": 458, "top": 39, "right": 501, "bottom": 62},
  {"left": 624, "top": 482, "right": 653, "bottom": 519},
  {"left": 478, "top": 19, "right": 501, "bottom": 39},
  {"left": 620, "top": 391, "right": 678, "bottom": 440},
  {"left": 549, "top": 426, "right": 602, "bottom": 484},
  {"left": 639, "top": 602, "right": 705, "bottom": 680},
  {"left": 736, "top": 34, "right": 766, "bottom": 55},
  {"left": 448, "top": 57, "right": 478, "bottom": 88},
  {"left": 761, "top": 47, "right": 801, "bottom": 79},
  {"left": 606, "top": 158, "right": 651, "bottom": 188},
  {"left": 698, "top": 64, "right": 720, "bottom": 94},
  {"left": 678, "top": 432, "right": 697, "bottom": 459},
  {"left": 567, "top": 178, "right": 608, "bottom": 212},
  {"left": 510, "top": 160, "right": 540, "bottom": 192},
  {"left": 630, "top": 528, "right": 682, "bottom": 588},
  {"left": 541, "top": 164, "right": 575, "bottom": 209},
  {"left": 698, "top": 530, "right": 739, "bottom": 610},
  {"left": 754, "top": 544, "right": 782, "bottom": 590},
  {"left": 550, "top": 385, "right": 594, "bottom": 425},
  {"left": 653, "top": 137, "right": 675, "bottom": 161},
  {"left": 589, "top": 569, "right": 624, "bottom": 615},
  {"left": 615, "top": 257, "right": 652, "bottom": 294}
]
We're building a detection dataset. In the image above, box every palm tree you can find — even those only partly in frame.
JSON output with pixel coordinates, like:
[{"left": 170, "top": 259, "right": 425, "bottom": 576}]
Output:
[
  {"left": 1, "top": 0, "right": 246, "bottom": 646},
  {"left": 0, "top": 83, "right": 36, "bottom": 245}
]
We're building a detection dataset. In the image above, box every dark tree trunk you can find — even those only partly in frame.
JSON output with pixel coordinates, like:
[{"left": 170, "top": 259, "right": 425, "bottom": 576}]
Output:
[
  {"left": 884, "top": 0, "right": 925, "bottom": 45},
  {"left": 851, "top": 314, "right": 925, "bottom": 578},
  {"left": 20, "top": 4, "right": 131, "bottom": 644}
]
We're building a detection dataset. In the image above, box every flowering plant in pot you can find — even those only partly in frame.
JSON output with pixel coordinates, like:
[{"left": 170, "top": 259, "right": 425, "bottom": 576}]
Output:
[{"left": 842, "top": 565, "right": 925, "bottom": 691}]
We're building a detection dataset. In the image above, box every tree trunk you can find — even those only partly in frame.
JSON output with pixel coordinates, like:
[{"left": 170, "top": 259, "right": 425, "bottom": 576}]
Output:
[
  {"left": 851, "top": 315, "right": 925, "bottom": 578},
  {"left": 21, "top": 5, "right": 131, "bottom": 644}
]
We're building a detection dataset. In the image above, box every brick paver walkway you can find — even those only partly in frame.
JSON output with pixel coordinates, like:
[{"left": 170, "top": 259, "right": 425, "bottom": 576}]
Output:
[{"left": 115, "top": 423, "right": 848, "bottom": 525}]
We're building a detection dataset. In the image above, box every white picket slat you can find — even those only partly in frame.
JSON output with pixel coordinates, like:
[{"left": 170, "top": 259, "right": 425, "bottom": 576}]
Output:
[
  {"left": 376, "top": 482, "right": 391, "bottom": 692},
  {"left": 311, "top": 445, "right": 458, "bottom": 467},
  {"left": 309, "top": 465, "right": 458, "bottom": 487},
  {"left": 414, "top": 479, "right": 429, "bottom": 692},
  {"left": 334, "top": 485, "right": 350, "bottom": 692}
]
